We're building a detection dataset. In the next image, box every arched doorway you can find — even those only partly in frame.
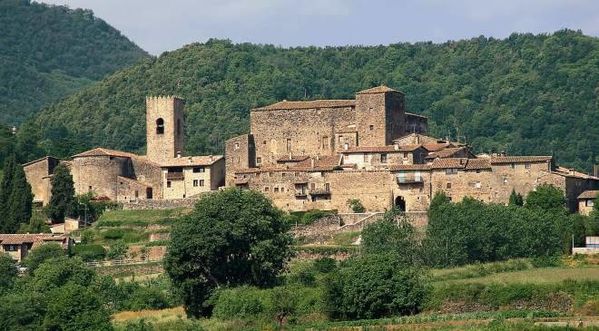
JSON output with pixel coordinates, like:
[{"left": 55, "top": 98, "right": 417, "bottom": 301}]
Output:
[{"left": 395, "top": 196, "right": 406, "bottom": 212}]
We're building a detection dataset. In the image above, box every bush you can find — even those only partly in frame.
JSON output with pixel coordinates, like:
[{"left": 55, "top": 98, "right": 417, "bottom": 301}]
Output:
[
  {"left": 107, "top": 241, "right": 128, "bottom": 260},
  {"left": 347, "top": 199, "right": 366, "bottom": 213},
  {"left": 325, "top": 254, "right": 427, "bottom": 320},
  {"left": 73, "top": 244, "right": 106, "bottom": 261},
  {"left": 313, "top": 257, "right": 337, "bottom": 273},
  {"left": 23, "top": 243, "right": 64, "bottom": 272},
  {"left": 212, "top": 286, "right": 267, "bottom": 320},
  {"left": 287, "top": 209, "right": 337, "bottom": 226}
]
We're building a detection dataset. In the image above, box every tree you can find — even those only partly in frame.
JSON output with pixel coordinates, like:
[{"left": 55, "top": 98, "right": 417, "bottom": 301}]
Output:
[
  {"left": 361, "top": 208, "right": 418, "bottom": 264},
  {"left": 0, "top": 254, "right": 18, "bottom": 294},
  {"left": 0, "top": 154, "right": 17, "bottom": 231},
  {"left": 347, "top": 198, "right": 366, "bottom": 213},
  {"left": 324, "top": 254, "right": 427, "bottom": 320},
  {"left": 525, "top": 184, "right": 567, "bottom": 211},
  {"left": 509, "top": 189, "right": 524, "bottom": 206},
  {"left": 5, "top": 163, "right": 33, "bottom": 232},
  {"left": 22, "top": 243, "right": 64, "bottom": 273},
  {"left": 47, "top": 163, "right": 75, "bottom": 223},
  {"left": 18, "top": 210, "right": 50, "bottom": 234},
  {"left": 164, "top": 188, "right": 293, "bottom": 317}
]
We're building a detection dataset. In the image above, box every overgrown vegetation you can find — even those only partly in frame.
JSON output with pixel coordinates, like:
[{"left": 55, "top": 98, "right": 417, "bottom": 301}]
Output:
[{"left": 16, "top": 30, "right": 599, "bottom": 172}]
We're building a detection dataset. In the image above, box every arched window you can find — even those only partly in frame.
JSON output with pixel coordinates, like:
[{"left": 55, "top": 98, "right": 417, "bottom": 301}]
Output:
[{"left": 156, "top": 118, "right": 164, "bottom": 134}]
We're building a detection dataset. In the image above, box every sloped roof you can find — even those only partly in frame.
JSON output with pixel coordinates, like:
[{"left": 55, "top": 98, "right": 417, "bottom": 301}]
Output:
[
  {"left": 490, "top": 156, "right": 552, "bottom": 164},
  {"left": 422, "top": 142, "right": 454, "bottom": 152},
  {"left": 22, "top": 156, "right": 59, "bottom": 167},
  {"left": 431, "top": 158, "right": 468, "bottom": 169},
  {"left": 464, "top": 158, "right": 492, "bottom": 170},
  {"left": 161, "top": 155, "right": 223, "bottom": 167},
  {"left": 72, "top": 148, "right": 138, "bottom": 159},
  {"left": 426, "top": 147, "right": 471, "bottom": 159},
  {"left": 579, "top": 190, "right": 599, "bottom": 200},
  {"left": 341, "top": 144, "right": 422, "bottom": 153},
  {"left": 253, "top": 100, "right": 355, "bottom": 111},
  {"left": 356, "top": 85, "right": 401, "bottom": 94},
  {"left": 0, "top": 234, "right": 65, "bottom": 245},
  {"left": 276, "top": 155, "right": 310, "bottom": 163}
]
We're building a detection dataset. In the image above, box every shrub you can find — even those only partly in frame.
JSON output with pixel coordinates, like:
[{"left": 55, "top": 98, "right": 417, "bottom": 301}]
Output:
[
  {"left": 107, "top": 241, "right": 128, "bottom": 260},
  {"left": 325, "top": 254, "right": 427, "bottom": 320},
  {"left": 73, "top": 244, "right": 106, "bottom": 261},
  {"left": 212, "top": 286, "right": 267, "bottom": 320},
  {"left": 347, "top": 199, "right": 366, "bottom": 213},
  {"left": 313, "top": 257, "right": 337, "bottom": 273}
]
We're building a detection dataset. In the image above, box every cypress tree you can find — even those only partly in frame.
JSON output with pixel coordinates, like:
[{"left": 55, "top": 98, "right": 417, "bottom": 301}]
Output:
[
  {"left": 48, "top": 164, "right": 75, "bottom": 223},
  {"left": 0, "top": 155, "right": 17, "bottom": 232},
  {"left": 508, "top": 189, "right": 524, "bottom": 206},
  {"left": 5, "top": 164, "right": 33, "bottom": 233}
]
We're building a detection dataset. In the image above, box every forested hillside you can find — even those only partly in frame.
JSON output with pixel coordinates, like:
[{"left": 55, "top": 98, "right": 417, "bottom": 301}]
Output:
[
  {"left": 17, "top": 30, "right": 599, "bottom": 171},
  {"left": 0, "top": 0, "right": 149, "bottom": 124}
]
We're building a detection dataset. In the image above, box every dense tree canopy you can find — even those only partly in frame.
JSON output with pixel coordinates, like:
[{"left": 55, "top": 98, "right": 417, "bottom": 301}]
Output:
[
  {"left": 164, "top": 188, "right": 293, "bottom": 317},
  {"left": 17, "top": 30, "right": 599, "bottom": 171},
  {"left": 0, "top": 0, "right": 149, "bottom": 124}
]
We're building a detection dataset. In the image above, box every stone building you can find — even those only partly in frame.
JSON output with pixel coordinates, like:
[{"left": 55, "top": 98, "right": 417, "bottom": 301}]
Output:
[
  {"left": 0, "top": 234, "right": 69, "bottom": 263},
  {"left": 226, "top": 86, "right": 599, "bottom": 213},
  {"left": 24, "top": 96, "right": 224, "bottom": 205}
]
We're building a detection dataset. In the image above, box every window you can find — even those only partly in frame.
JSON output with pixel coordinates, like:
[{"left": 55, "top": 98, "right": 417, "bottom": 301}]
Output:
[
  {"left": 380, "top": 153, "right": 388, "bottom": 163},
  {"left": 264, "top": 187, "right": 270, "bottom": 192},
  {"left": 414, "top": 171, "right": 422, "bottom": 182},
  {"left": 322, "top": 136, "right": 329, "bottom": 150},
  {"left": 193, "top": 167, "right": 205, "bottom": 173},
  {"left": 156, "top": 118, "right": 165, "bottom": 134},
  {"left": 403, "top": 152, "right": 409, "bottom": 158},
  {"left": 286, "top": 138, "right": 291, "bottom": 152},
  {"left": 5, "top": 244, "right": 18, "bottom": 251},
  {"left": 135, "top": 190, "right": 139, "bottom": 198},
  {"left": 587, "top": 200, "right": 595, "bottom": 207},
  {"left": 256, "top": 157, "right": 262, "bottom": 165},
  {"left": 510, "top": 163, "right": 515, "bottom": 169},
  {"left": 445, "top": 168, "right": 458, "bottom": 175},
  {"left": 397, "top": 172, "right": 406, "bottom": 183},
  {"left": 88, "top": 186, "right": 92, "bottom": 192},
  {"left": 167, "top": 181, "right": 171, "bottom": 188},
  {"left": 310, "top": 183, "right": 316, "bottom": 190},
  {"left": 274, "top": 187, "right": 279, "bottom": 193},
  {"left": 234, "top": 142, "right": 240, "bottom": 150},
  {"left": 193, "top": 180, "right": 199, "bottom": 187},
  {"left": 325, "top": 183, "right": 330, "bottom": 192},
  {"left": 525, "top": 163, "right": 531, "bottom": 169},
  {"left": 369, "top": 125, "right": 374, "bottom": 131},
  {"left": 446, "top": 182, "right": 452, "bottom": 189},
  {"left": 199, "top": 180, "right": 204, "bottom": 187},
  {"left": 363, "top": 154, "right": 369, "bottom": 162}
]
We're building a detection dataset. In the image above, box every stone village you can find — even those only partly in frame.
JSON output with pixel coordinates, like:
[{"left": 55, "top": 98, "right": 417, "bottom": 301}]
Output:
[{"left": 22, "top": 86, "right": 599, "bottom": 216}]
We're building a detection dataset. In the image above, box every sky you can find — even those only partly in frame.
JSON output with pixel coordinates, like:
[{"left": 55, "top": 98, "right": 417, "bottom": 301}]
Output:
[{"left": 39, "top": 0, "right": 599, "bottom": 55}]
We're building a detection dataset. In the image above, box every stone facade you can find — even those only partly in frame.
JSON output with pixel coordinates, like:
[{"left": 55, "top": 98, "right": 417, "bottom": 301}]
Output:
[
  {"left": 226, "top": 85, "right": 599, "bottom": 215},
  {"left": 24, "top": 96, "right": 224, "bottom": 206},
  {"left": 578, "top": 190, "right": 598, "bottom": 216}
]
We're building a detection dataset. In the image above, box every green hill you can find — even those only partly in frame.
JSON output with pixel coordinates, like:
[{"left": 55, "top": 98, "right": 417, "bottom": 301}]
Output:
[
  {"left": 18, "top": 30, "right": 599, "bottom": 170},
  {"left": 0, "top": 0, "right": 149, "bottom": 125}
]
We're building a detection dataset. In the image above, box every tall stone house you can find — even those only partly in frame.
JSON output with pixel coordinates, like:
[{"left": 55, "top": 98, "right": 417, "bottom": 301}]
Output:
[
  {"left": 226, "top": 86, "right": 599, "bottom": 213},
  {"left": 24, "top": 96, "right": 225, "bottom": 205}
]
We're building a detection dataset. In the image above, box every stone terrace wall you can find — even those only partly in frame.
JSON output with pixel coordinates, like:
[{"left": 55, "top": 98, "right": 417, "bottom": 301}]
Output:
[{"left": 123, "top": 198, "right": 198, "bottom": 210}]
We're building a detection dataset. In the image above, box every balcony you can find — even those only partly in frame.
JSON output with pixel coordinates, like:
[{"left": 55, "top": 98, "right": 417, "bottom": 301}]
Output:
[
  {"left": 166, "top": 172, "right": 184, "bottom": 181},
  {"left": 309, "top": 189, "right": 331, "bottom": 196}
]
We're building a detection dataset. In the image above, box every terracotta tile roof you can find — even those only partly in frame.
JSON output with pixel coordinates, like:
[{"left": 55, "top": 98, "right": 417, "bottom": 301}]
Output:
[
  {"left": 356, "top": 85, "right": 401, "bottom": 94},
  {"left": 426, "top": 147, "right": 470, "bottom": 159},
  {"left": 490, "top": 156, "right": 552, "bottom": 164},
  {"left": 579, "top": 190, "right": 599, "bottom": 200},
  {"left": 389, "top": 164, "right": 431, "bottom": 171},
  {"left": 0, "top": 234, "right": 66, "bottom": 245},
  {"left": 464, "top": 158, "right": 492, "bottom": 170},
  {"left": 161, "top": 155, "right": 223, "bottom": 167},
  {"left": 553, "top": 166, "right": 599, "bottom": 180},
  {"left": 72, "top": 148, "right": 138, "bottom": 159},
  {"left": 253, "top": 100, "right": 355, "bottom": 111},
  {"left": 341, "top": 144, "right": 422, "bottom": 153},
  {"left": 430, "top": 158, "right": 468, "bottom": 169},
  {"left": 422, "top": 142, "right": 453, "bottom": 152},
  {"left": 276, "top": 155, "right": 310, "bottom": 163}
]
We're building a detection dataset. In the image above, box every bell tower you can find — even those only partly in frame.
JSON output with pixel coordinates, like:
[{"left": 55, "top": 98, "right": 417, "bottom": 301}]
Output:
[{"left": 146, "top": 96, "right": 185, "bottom": 164}]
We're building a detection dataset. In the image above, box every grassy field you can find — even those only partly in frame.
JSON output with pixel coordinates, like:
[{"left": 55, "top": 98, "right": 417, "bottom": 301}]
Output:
[
  {"left": 441, "top": 266, "right": 599, "bottom": 285},
  {"left": 95, "top": 208, "right": 190, "bottom": 227}
]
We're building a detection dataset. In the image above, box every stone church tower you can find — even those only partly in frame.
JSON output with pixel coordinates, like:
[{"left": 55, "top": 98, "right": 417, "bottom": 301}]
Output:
[{"left": 146, "top": 96, "right": 185, "bottom": 163}]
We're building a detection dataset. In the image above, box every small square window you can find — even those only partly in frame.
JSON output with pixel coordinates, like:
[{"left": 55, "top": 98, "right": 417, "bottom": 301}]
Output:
[
  {"left": 193, "top": 179, "right": 199, "bottom": 187},
  {"left": 274, "top": 187, "right": 279, "bottom": 193},
  {"left": 369, "top": 125, "right": 374, "bottom": 131},
  {"left": 380, "top": 153, "right": 388, "bottom": 163},
  {"left": 234, "top": 142, "right": 240, "bottom": 150},
  {"left": 446, "top": 182, "right": 452, "bottom": 189},
  {"left": 264, "top": 187, "right": 270, "bottom": 192},
  {"left": 167, "top": 181, "right": 171, "bottom": 188},
  {"left": 525, "top": 163, "right": 531, "bottom": 169},
  {"left": 256, "top": 157, "right": 262, "bottom": 165},
  {"left": 199, "top": 180, "right": 204, "bottom": 186}
]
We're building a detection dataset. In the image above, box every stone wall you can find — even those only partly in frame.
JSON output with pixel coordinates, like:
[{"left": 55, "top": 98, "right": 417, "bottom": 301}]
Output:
[
  {"left": 250, "top": 106, "right": 356, "bottom": 166},
  {"left": 146, "top": 96, "right": 185, "bottom": 163},
  {"left": 225, "top": 134, "right": 255, "bottom": 186},
  {"left": 122, "top": 197, "right": 199, "bottom": 210},
  {"left": 71, "top": 155, "right": 132, "bottom": 200},
  {"left": 23, "top": 157, "right": 58, "bottom": 205},
  {"left": 130, "top": 157, "right": 163, "bottom": 199}
]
